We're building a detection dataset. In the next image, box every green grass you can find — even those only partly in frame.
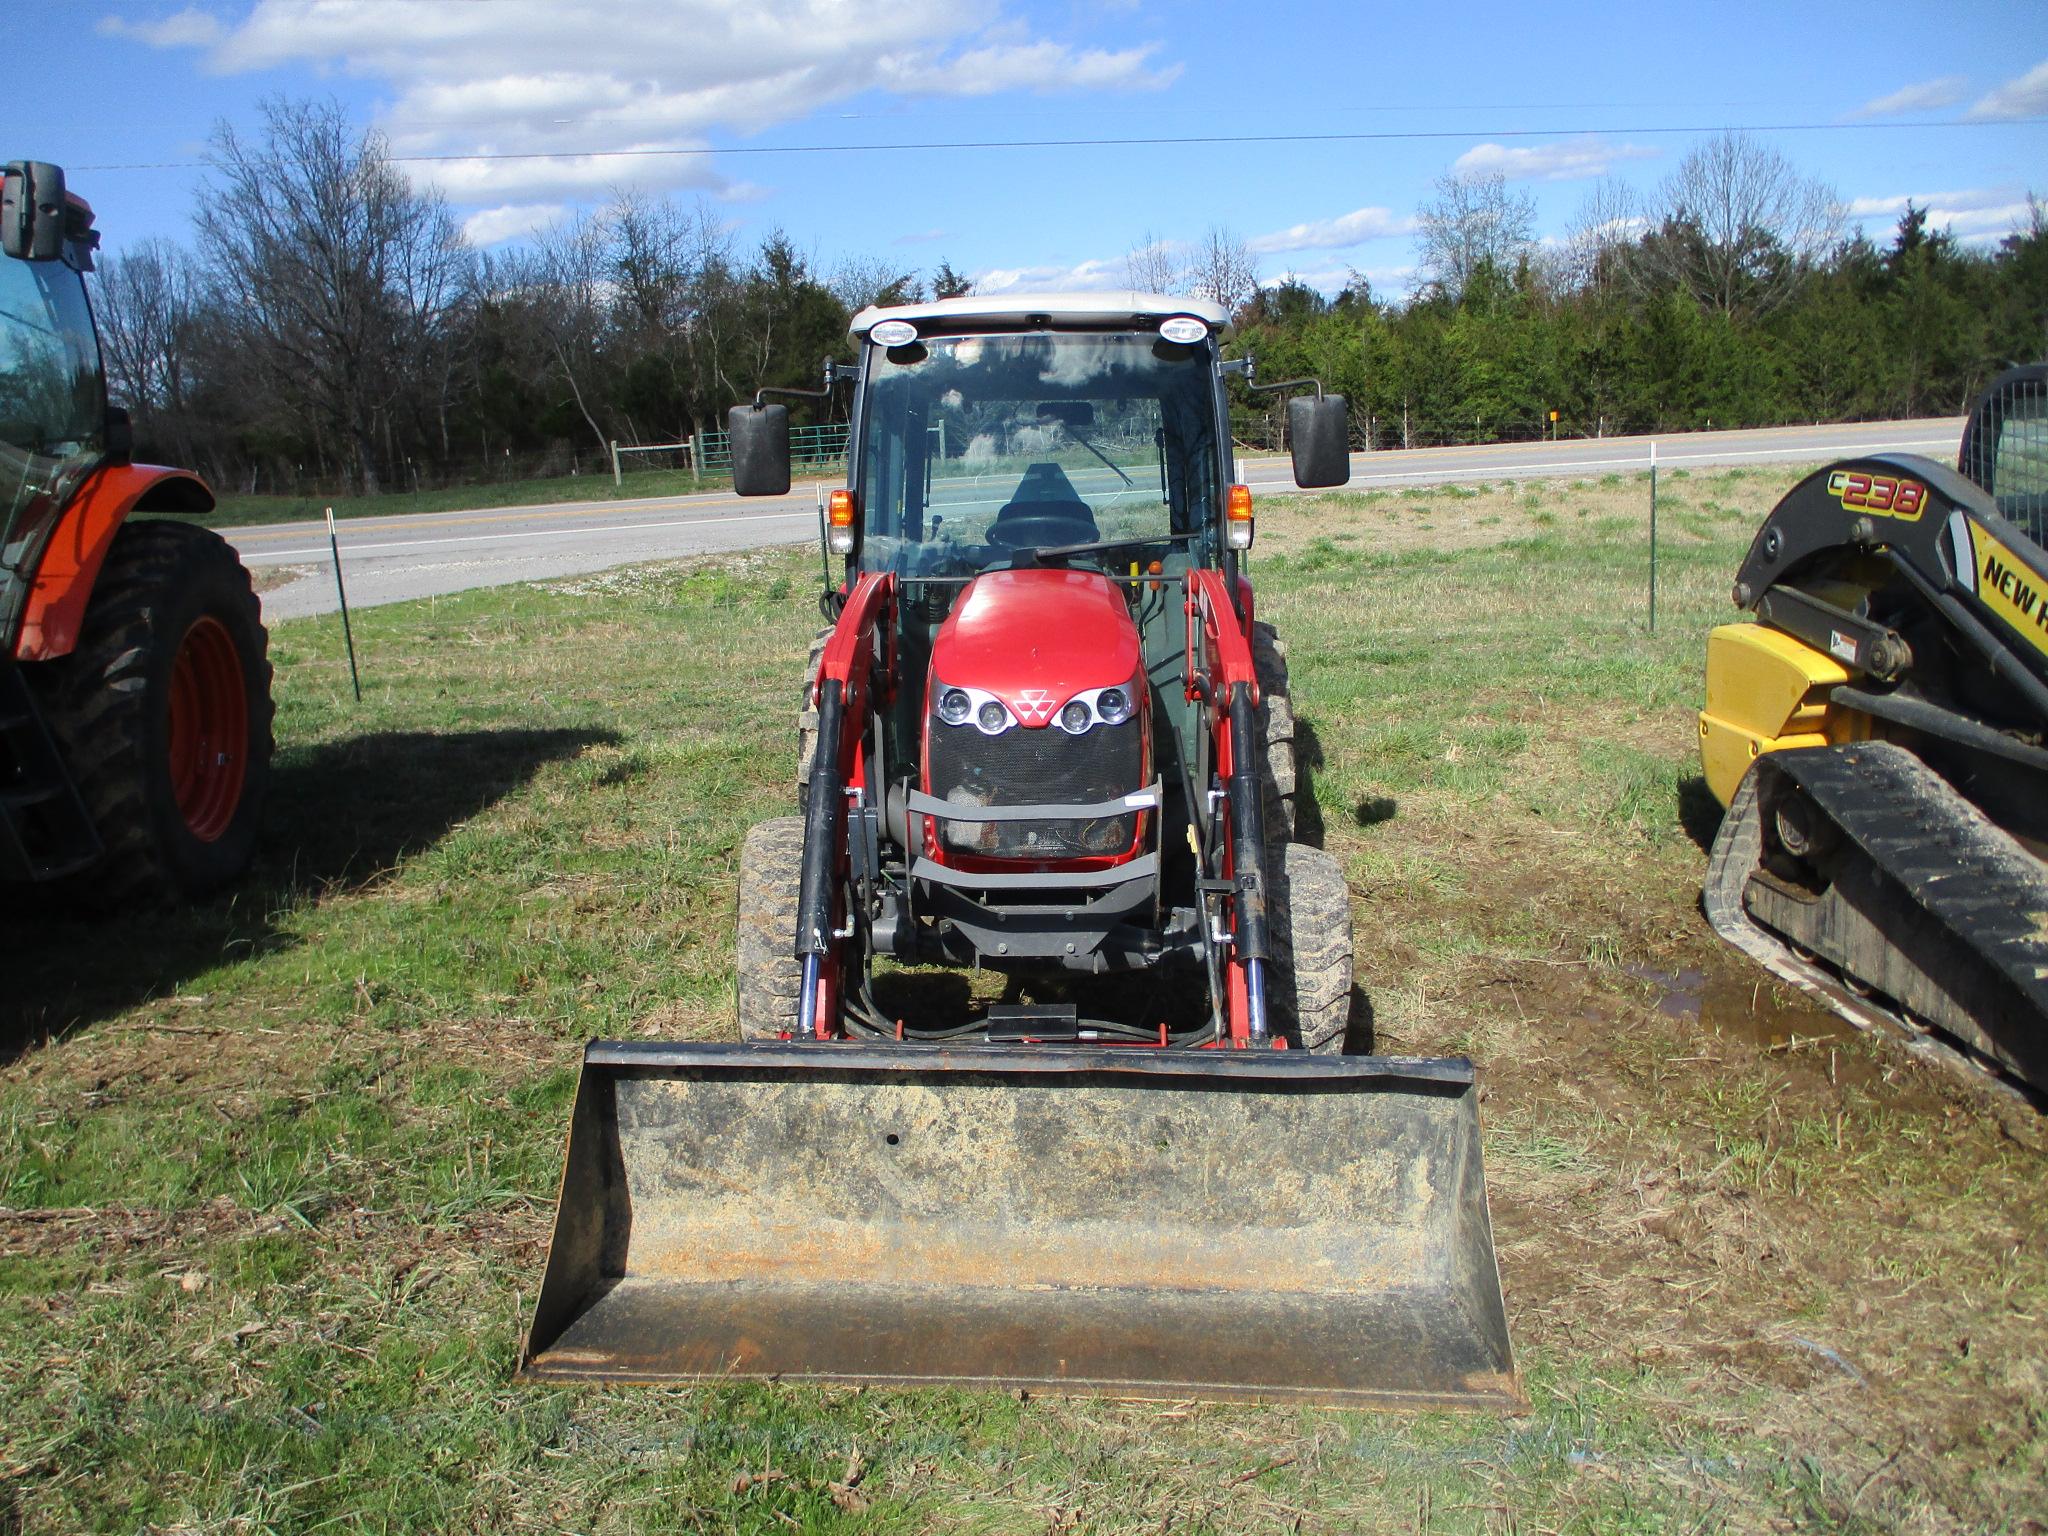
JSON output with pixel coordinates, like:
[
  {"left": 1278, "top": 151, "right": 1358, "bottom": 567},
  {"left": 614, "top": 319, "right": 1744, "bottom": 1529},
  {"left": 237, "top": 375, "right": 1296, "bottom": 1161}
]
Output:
[{"left": 4, "top": 467, "right": 2044, "bottom": 1532}]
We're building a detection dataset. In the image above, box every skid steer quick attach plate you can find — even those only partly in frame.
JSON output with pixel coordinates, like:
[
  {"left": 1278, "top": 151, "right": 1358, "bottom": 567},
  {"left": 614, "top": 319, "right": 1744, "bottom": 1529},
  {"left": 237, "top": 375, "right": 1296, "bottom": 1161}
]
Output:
[{"left": 519, "top": 1042, "right": 1518, "bottom": 1408}]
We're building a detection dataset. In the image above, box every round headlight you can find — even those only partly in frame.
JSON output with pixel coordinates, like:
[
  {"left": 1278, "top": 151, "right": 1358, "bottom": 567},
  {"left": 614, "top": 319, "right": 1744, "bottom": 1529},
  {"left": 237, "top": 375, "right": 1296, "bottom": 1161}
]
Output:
[
  {"left": 938, "top": 688, "right": 971, "bottom": 724},
  {"left": 1096, "top": 687, "right": 1129, "bottom": 724},
  {"left": 978, "top": 700, "right": 1008, "bottom": 733},
  {"left": 1060, "top": 700, "right": 1091, "bottom": 733}
]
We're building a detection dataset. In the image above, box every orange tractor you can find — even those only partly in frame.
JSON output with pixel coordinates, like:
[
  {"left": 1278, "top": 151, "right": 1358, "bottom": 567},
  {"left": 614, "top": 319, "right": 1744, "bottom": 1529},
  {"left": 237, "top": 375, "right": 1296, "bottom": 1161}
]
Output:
[{"left": 1, "top": 160, "right": 270, "bottom": 901}]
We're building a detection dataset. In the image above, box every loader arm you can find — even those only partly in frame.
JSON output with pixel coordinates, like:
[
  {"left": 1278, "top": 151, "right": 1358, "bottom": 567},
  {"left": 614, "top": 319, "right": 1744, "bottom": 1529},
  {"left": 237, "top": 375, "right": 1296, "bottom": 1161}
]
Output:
[
  {"left": 1185, "top": 568, "right": 1273, "bottom": 1042},
  {"left": 796, "top": 571, "right": 897, "bottom": 1037}
]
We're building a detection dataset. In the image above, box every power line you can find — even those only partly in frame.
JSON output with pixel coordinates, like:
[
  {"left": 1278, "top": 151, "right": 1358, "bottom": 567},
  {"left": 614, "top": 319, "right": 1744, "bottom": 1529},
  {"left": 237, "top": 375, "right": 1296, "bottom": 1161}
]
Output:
[{"left": 70, "top": 116, "right": 2048, "bottom": 173}]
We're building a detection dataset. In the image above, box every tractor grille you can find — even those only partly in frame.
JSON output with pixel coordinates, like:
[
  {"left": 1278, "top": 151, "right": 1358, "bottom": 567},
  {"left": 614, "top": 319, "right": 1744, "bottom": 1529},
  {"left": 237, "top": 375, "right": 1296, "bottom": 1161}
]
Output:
[{"left": 926, "top": 712, "right": 1142, "bottom": 859}]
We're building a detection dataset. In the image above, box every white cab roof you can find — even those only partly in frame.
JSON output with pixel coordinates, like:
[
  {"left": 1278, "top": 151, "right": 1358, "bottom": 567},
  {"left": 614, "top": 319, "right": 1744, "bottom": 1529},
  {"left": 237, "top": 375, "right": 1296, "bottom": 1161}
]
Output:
[{"left": 849, "top": 291, "right": 1231, "bottom": 342}]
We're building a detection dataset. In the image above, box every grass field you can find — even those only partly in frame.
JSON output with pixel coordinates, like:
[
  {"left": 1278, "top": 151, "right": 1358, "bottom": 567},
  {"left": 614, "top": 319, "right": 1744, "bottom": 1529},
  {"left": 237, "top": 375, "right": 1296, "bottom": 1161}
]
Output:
[{"left": 5, "top": 466, "right": 2044, "bottom": 1534}]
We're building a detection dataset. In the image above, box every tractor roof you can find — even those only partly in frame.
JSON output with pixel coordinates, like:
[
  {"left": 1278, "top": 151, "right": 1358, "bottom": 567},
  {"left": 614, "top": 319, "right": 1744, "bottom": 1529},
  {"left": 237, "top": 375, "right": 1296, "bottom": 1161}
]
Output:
[{"left": 849, "top": 292, "right": 1232, "bottom": 342}]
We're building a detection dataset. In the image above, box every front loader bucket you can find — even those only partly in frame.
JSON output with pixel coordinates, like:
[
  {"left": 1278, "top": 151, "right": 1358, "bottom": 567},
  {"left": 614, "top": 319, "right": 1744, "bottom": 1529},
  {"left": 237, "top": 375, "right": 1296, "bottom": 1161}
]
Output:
[{"left": 518, "top": 1042, "right": 1517, "bottom": 1408}]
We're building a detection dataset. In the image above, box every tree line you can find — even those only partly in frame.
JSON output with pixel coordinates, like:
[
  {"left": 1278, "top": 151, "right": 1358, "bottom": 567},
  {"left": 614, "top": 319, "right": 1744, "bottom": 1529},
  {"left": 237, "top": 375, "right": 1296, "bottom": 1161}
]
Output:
[
  {"left": 1231, "top": 137, "right": 2045, "bottom": 449},
  {"left": 91, "top": 100, "right": 2046, "bottom": 497}
]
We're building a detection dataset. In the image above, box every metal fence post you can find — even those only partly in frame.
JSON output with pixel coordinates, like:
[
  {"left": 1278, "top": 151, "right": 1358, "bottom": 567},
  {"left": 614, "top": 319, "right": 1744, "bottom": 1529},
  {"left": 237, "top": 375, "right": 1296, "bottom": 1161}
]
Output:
[
  {"left": 325, "top": 506, "right": 363, "bottom": 703},
  {"left": 1648, "top": 441, "right": 1659, "bottom": 635}
]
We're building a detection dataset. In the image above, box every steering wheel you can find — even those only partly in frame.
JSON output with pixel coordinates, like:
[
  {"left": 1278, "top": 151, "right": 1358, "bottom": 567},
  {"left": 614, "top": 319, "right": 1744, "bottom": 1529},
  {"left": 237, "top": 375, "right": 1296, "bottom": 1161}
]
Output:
[{"left": 987, "top": 500, "right": 1099, "bottom": 549}]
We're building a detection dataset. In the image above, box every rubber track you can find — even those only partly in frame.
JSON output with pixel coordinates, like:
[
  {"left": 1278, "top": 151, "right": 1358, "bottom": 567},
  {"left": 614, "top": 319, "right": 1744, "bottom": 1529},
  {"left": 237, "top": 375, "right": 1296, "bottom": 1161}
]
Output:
[{"left": 1705, "top": 743, "right": 2047, "bottom": 1100}]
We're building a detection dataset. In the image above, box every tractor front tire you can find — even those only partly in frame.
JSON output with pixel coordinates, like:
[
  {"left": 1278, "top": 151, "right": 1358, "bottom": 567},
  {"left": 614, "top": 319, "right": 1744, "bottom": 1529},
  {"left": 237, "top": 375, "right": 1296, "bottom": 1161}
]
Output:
[
  {"left": 794, "top": 626, "right": 830, "bottom": 814},
  {"left": 30, "top": 519, "right": 273, "bottom": 905},
  {"left": 735, "top": 816, "right": 806, "bottom": 1040},
  {"left": 1268, "top": 841, "right": 1354, "bottom": 1053},
  {"left": 1251, "top": 621, "right": 1298, "bottom": 842}
]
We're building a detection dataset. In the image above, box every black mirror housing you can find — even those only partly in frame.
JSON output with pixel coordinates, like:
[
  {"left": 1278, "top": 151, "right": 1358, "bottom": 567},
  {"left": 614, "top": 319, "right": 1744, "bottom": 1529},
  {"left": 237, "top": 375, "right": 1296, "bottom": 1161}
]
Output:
[
  {"left": 103, "top": 405, "right": 133, "bottom": 465},
  {"left": 1288, "top": 395, "right": 1350, "bottom": 489},
  {"left": 728, "top": 403, "right": 792, "bottom": 496},
  {"left": 1, "top": 161, "right": 67, "bottom": 262}
]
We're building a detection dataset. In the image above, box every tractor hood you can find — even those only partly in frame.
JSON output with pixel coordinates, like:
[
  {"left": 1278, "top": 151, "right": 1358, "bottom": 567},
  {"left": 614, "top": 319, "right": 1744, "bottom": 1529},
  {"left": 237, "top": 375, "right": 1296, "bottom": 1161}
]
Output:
[{"left": 930, "top": 568, "right": 1141, "bottom": 725}]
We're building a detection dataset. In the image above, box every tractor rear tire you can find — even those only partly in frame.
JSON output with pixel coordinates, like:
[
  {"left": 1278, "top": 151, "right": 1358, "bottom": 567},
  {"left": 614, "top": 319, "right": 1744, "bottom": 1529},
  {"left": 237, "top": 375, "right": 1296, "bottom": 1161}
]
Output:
[
  {"left": 794, "top": 627, "right": 830, "bottom": 814},
  {"left": 29, "top": 519, "right": 273, "bottom": 905},
  {"left": 1252, "top": 621, "right": 1298, "bottom": 842},
  {"left": 1269, "top": 841, "right": 1353, "bottom": 1053},
  {"left": 736, "top": 816, "right": 806, "bottom": 1040}
]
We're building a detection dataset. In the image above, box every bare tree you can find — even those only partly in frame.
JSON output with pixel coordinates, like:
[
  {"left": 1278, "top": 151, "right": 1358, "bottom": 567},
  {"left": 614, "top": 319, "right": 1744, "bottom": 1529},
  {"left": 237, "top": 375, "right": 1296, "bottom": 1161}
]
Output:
[
  {"left": 1643, "top": 131, "right": 1841, "bottom": 317},
  {"left": 1415, "top": 170, "right": 1537, "bottom": 300},
  {"left": 1125, "top": 231, "right": 1182, "bottom": 294},
  {"left": 519, "top": 212, "right": 616, "bottom": 452},
  {"left": 199, "top": 97, "right": 468, "bottom": 493},
  {"left": 828, "top": 255, "right": 922, "bottom": 312},
  {"left": 92, "top": 239, "right": 198, "bottom": 455},
  {"left": 1555, "top": 179, "right": 1643, "bottom": 297},
  {"left": 1184, "top": 226, "right": 1259, "bottom": 315}
]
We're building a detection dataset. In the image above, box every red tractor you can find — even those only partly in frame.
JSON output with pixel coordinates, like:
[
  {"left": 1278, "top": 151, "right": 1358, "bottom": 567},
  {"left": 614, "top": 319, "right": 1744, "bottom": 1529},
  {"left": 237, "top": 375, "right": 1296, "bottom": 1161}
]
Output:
[
  {"left": 520, "top": 296, "right": 1513, "bottom": 1406},
  {"left": 727, "top": 297, "right": 1356, "bottom": 1049},
  {"left": 1, "top": 161, "right": 271, "bottom": 902}
]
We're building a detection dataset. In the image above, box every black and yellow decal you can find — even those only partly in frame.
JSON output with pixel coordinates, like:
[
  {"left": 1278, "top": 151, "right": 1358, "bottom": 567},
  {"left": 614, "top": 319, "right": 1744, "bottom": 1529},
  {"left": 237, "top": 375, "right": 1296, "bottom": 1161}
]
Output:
[
  {"left": 1951, "top": 511, "right": 2048, "bottom": 661},
  {"left": 1826, "top": 469, "right": 1928, "bottom": 521}
]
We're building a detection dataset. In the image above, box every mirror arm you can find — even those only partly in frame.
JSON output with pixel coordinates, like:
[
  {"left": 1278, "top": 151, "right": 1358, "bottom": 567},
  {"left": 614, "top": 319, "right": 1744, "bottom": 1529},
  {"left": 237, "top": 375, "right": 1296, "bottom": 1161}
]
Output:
[
  {"left": 753, "top": 360, "right": 856, "bottom": 408},
  {"left": 1245, "top": 375, "right": 1324, "bottom": 400}
]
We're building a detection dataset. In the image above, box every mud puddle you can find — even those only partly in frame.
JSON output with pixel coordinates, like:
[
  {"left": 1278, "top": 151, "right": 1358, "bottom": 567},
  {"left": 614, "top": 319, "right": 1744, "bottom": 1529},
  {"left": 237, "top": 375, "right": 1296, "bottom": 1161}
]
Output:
[{"left": 1623, "top": 961, "right": 1855, "bottom": 1050}]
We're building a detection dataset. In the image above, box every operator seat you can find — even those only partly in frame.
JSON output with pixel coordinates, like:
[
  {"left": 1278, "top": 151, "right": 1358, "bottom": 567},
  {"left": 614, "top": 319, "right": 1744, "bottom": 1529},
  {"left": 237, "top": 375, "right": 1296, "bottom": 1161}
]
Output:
[{"left": 989, "top": 461, "right": 1099, "bottom": 548}]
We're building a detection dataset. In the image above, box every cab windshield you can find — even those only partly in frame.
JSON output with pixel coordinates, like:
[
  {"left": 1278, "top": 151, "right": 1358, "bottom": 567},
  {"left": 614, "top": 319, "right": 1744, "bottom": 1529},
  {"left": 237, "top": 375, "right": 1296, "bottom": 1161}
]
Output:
[
  {"left": 856, "top": 331, "right": 1221, "bottom": 579},
  {"left": 0, "top": 255, "right": 104, "bottom": 641}
]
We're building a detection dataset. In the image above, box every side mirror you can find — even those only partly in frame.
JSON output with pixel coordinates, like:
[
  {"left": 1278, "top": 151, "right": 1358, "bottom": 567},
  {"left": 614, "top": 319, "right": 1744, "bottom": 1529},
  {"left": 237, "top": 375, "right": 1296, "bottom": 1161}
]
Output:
[
  {"left": 728, "top": 402, "right": 791, "bottom": 496},
  {"left": 1288, "top": 395, "right": 1350, "bottom": 489},
  {"left": 103, "top": 405, "right": 133, "bottom": 465},
  {"left": 1, "top": 162, "right": 67, "bottom": 262}
]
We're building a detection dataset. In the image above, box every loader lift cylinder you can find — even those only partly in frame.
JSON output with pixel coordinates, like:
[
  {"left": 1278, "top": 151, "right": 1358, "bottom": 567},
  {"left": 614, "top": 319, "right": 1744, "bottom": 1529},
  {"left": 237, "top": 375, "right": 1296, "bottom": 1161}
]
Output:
[
  {"left": 795, "top": 679, "right": 846, "bottom": 1037},
  {"left": 1225, "top": 682, "right": 1271, "bottom": 1041}
]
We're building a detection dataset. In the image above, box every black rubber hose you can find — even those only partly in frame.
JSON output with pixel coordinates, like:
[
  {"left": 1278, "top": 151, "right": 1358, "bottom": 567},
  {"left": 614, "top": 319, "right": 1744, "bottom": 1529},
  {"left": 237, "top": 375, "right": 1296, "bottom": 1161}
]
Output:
[{"left": 796, "top": 681, "right": 845, "bottom": 960}]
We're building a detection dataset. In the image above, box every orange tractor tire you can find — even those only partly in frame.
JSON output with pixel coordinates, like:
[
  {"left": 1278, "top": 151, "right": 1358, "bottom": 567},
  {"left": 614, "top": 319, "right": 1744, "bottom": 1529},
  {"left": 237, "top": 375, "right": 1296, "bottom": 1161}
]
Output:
[{"left": 27, "top": 520, "right": 274, "bottom": 903}]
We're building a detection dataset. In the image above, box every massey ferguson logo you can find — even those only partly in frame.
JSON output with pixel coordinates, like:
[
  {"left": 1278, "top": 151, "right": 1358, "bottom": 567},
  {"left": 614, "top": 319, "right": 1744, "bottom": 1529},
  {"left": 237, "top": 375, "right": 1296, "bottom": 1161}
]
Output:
[{"left": 1012, "top": 689, "right": 1056, "bottom": 725}]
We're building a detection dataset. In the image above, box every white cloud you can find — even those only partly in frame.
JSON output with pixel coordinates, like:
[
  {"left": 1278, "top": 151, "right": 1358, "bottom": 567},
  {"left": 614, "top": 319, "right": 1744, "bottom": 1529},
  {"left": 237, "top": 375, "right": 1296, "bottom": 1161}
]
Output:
[
  {"left": 972, "top": 257, "right": 1130, "bottom": 295},
  {"left": 96, "top": 6, "right": 224, "bottom": 47},
  {"left": 461, "top": 202, "right": 570, "bottom": 246},
  {"left": 1248, "top": 206, "right": 1414, "bottom": 255},
  {"left": 1968, "top": 58, "right": 2048, "bottom": 120},
  {"left": 109, "top": 1, "right": 1178, "bottom": 215},
  {"left": 877, "top": 40, "right": 1176, "bottom": 97},
  {"left": 1846, "top": 186, "right": 2037, "bottom": 243},
  {"left": 1451, "top": 136, "right": 1657, "bottom": 183},
  {"left": 1850, "top": 75, "right": 1967, "bottom": 117}
]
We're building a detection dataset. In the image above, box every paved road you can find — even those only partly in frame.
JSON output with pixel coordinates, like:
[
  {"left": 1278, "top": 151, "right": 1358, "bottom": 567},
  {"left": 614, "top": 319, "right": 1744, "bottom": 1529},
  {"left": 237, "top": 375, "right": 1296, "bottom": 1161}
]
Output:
[{"left": 237, "top": 417, "right": 1964, "bottom": 621}]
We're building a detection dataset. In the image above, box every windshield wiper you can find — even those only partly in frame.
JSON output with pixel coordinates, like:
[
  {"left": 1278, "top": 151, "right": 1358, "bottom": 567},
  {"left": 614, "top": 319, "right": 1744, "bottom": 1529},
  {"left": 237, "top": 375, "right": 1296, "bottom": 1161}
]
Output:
[{"left": 1062, "top": 425, "right": 1135, "bottom": 489}]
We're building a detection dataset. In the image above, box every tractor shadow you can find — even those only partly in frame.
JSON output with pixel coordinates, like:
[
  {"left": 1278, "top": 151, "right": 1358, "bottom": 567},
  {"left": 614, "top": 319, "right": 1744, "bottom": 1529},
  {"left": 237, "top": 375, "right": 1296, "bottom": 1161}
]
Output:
[{"left": 0, "top": 726, "right": 610, "bottom": 1061}]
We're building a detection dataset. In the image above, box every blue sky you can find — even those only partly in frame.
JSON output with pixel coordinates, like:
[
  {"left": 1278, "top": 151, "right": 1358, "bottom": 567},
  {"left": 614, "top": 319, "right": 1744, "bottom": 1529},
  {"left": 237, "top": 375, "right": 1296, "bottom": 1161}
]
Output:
[{"left": 23, "top": 0, "right": 2048, "bottom": 298}]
